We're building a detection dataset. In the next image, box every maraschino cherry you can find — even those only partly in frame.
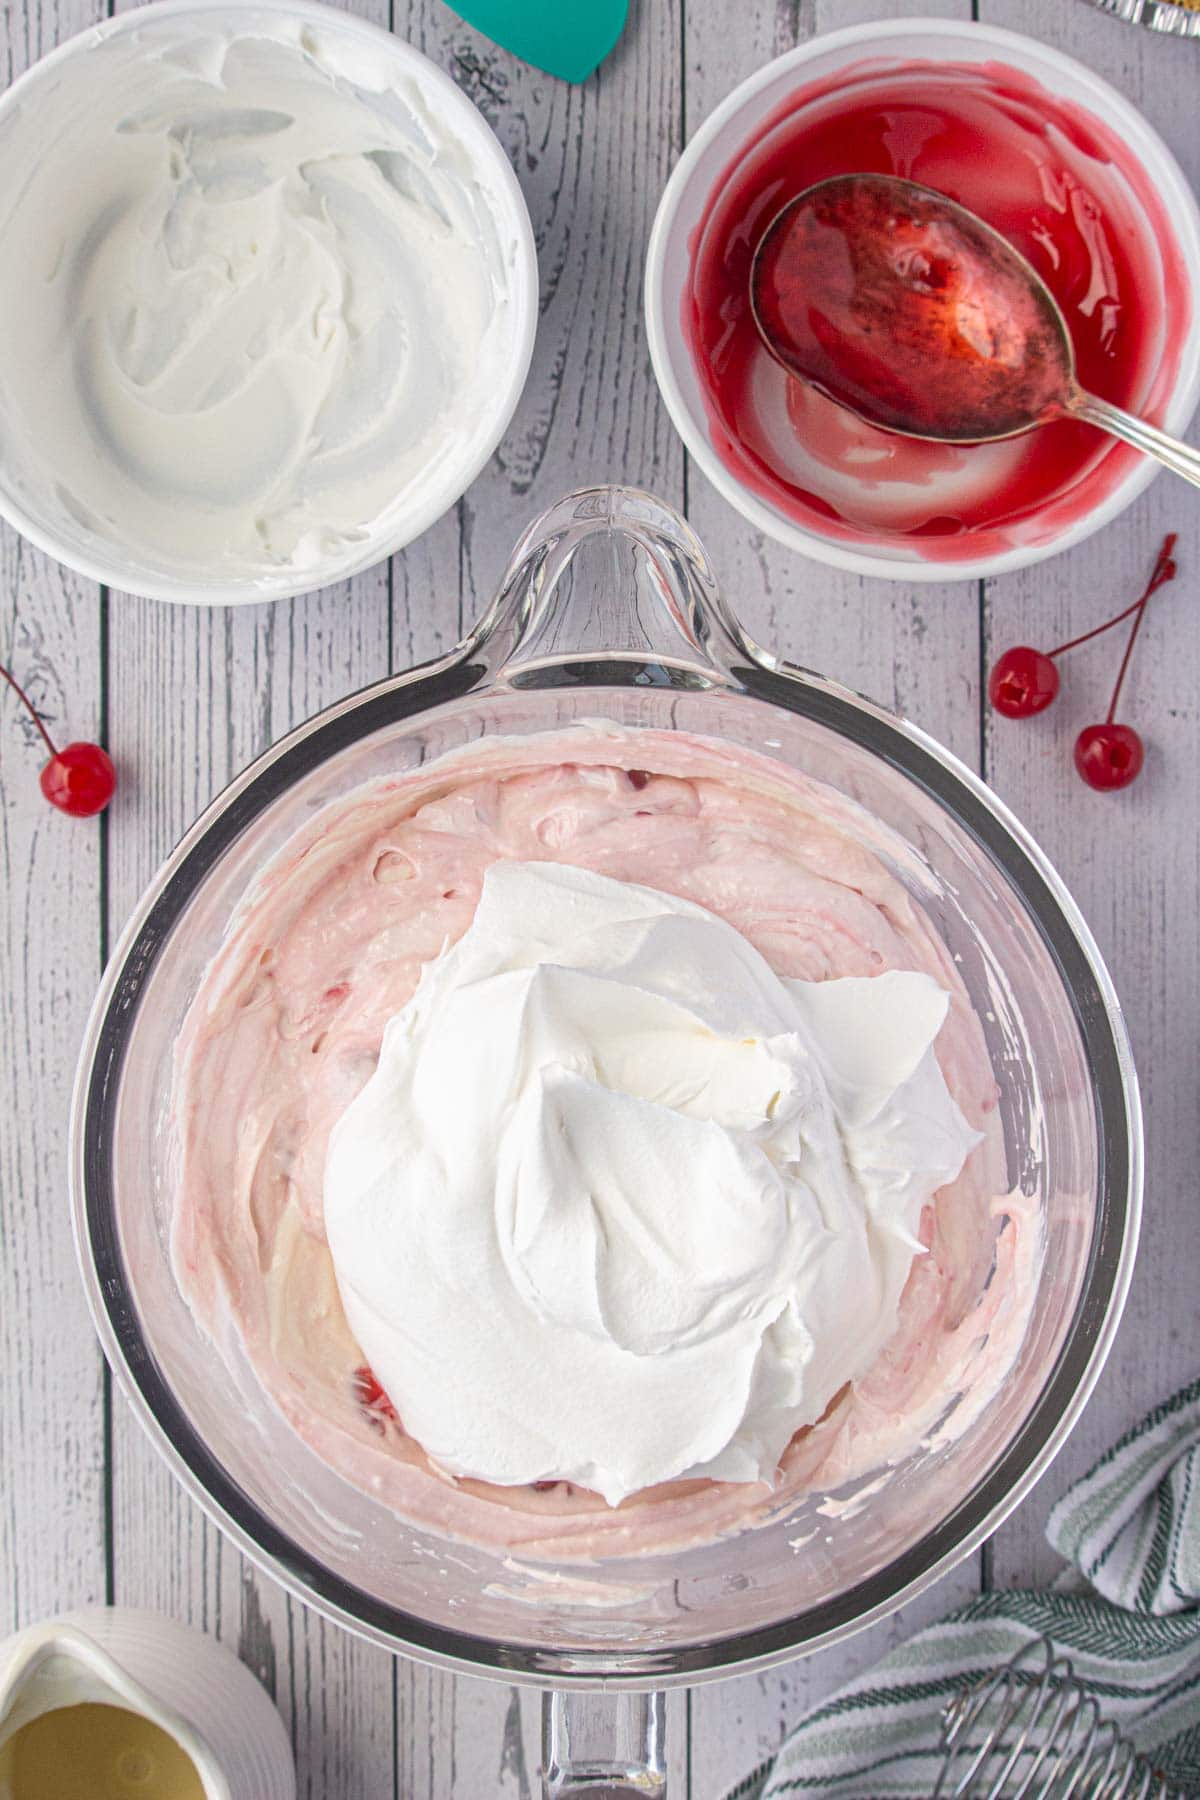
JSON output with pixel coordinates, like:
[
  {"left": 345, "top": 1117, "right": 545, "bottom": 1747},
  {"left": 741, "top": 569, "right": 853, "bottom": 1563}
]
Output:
[
  {"left": 988, "top": 534, "right": 1177, "bottom": 790},
  {"left": 1, "top": 662, "right": 115, "bottom": 816},
  {"left": 353, "top": 1363, "right": 397, "bottom": 1424},
  {"left": 1074, "top": 722, "right": 1144, "bottom": 791},
  {"left": 988, "top": 645, "right": 1059, "bottom": 718},
  {"left": 1072, "top": 535, "right": 1176, "bottom": 791}
]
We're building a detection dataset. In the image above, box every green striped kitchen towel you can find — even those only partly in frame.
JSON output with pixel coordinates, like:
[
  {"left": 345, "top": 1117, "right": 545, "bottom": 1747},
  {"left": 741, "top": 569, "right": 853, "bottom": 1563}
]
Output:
[{"left": 724, "top": 1376, "right": 1200, "bottom": 1799}]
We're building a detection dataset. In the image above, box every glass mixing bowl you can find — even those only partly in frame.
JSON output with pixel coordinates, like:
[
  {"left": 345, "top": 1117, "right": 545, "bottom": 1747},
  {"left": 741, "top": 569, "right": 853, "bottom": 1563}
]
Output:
[{"left": 70, "top": 486, "right": 1140, "bottom": 1795}]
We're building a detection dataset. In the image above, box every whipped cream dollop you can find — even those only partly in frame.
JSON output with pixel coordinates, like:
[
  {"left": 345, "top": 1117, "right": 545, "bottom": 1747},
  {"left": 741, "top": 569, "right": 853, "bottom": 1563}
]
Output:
[
  {"left": 0, "top": 11, "right": 524, "bottom": 585},
  {"left": 325, "top": 862, "right": 980, "bottom": 1507}
]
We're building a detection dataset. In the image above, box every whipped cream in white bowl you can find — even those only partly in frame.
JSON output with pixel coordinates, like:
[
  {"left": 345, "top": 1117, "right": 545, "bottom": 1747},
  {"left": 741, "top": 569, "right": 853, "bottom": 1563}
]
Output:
[
  {"left": 325, "top": 860, "right": 980, "bottom": 1507},
  {"left": 0, "top": 0, "right": 537, "bottom": 604}
]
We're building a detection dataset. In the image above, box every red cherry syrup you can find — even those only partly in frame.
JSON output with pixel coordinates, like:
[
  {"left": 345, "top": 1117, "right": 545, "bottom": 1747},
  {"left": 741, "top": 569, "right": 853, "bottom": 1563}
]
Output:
[
  {"left": 752, "top": 175, "right": 1068, "bottom": 441},
  {"left": 685, "top": 60, "right": 1190, "bottom": 560}
]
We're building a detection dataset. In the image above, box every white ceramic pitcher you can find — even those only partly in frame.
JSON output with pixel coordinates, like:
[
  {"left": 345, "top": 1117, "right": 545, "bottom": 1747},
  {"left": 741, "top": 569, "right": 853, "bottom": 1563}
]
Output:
[{"left": 0, "top": 1607, "right": 294, "bottom": 1799}]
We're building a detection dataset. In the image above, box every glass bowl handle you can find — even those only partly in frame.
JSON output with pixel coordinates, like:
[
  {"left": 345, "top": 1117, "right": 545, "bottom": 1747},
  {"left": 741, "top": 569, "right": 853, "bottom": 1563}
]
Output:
[
  {"left": 542, "top": 1689, "right": 667, "bottom": 1798},
  {"left": 466, "top": 484, "right": 757, "bottom": 684}
]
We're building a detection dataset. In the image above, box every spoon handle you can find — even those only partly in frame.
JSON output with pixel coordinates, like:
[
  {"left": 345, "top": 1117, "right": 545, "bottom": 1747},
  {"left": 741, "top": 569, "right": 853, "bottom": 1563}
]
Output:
[{"left": 1069, "top": 389, "right": 1200, "bottom": 490}]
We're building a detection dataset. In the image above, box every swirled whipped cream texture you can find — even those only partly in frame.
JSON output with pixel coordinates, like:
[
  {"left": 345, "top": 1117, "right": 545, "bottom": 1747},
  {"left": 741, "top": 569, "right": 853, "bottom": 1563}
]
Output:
[
  {"left": 324, "top": 861, "right": 980, "bottom": 1506},
  {"left": 0, "top": 13, "right": 522, "bottom": 583}
]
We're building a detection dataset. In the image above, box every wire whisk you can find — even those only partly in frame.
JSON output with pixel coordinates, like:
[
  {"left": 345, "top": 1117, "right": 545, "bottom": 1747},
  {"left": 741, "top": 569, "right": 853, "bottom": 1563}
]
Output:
[{"left": 933, "top": 1635, "right": 1184, "bottom": 1799}]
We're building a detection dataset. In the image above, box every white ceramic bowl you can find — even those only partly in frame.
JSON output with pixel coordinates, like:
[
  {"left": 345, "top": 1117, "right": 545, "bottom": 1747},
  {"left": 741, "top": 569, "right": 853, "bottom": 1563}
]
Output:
[
  {"left": 645, "top": 17, "right": 1200, "bottom": 582},
  {"left": 0, "top": 0, "right": 538, "bottom": 606}
]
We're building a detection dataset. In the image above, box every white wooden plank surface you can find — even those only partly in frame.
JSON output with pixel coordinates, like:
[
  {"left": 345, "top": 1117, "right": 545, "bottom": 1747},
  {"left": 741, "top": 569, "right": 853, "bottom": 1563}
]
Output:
[
  {"left": 0, "top": 0, "right": 107, "bottom": 1650},
  {"left": 0, "top": 536, "right": 106, "bottom": 1627},
  {"left": 1, "top": 0, "right": 1196, "bottom": 1795}
]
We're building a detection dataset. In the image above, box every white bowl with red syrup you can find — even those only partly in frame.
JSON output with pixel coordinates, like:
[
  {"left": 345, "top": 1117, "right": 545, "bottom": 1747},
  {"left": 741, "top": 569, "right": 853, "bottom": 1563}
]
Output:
[{"left": 646, "top": 17, "right": 1200, "bottom": 580}]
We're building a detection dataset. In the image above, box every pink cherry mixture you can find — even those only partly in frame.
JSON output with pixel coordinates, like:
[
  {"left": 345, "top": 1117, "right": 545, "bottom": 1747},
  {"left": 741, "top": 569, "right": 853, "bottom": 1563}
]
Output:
[
  {"left": 988, "top": 534, "right": 1178, "bottom": 791},
  {"left": 1, "top": 662, "right": 115, "bottom": 816}
]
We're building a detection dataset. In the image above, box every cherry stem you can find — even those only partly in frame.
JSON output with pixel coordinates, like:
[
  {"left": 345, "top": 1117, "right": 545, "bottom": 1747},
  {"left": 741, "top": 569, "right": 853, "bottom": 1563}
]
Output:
[
  {"left": 1048, "top": 533, "right": 1179, "bottom": 661},
  {"left": 1105, "top": 535, "right": 1178, "bottom": 726},
  {"left": 0, "top": 661, "right": 59, "bottom": 759},
  {"left": 1049, "top": 594, "right": 1154, "bottom": 659}
]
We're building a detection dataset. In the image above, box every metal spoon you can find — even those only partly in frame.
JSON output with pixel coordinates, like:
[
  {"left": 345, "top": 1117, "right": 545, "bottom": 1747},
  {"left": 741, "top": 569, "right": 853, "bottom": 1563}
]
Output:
[{"left": 749, "top": 172, "right": 1200, "bottom": 488}]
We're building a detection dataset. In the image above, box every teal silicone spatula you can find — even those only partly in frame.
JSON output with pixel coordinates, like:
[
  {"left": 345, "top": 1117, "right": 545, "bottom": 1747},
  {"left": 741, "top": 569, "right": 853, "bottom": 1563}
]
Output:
[{"left": 443, "top": 0, "right": 629, "bottom": 82}]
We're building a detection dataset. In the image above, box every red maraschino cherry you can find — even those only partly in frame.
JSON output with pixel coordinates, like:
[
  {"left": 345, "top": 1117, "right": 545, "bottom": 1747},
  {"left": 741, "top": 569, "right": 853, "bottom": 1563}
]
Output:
[
  {"left": 988, "top": 530, "right": 1177, "bottom": 796},
  {"left": 1, "top": 662, "right": 115, "bottom": 816},
  {"left": 1072, "top": 535, "right": 1177, "bottom": 791},
  {"left": 989, "top": 537, "right": 1177, "bottom": 723},
  {"left": 353, "top": 1363, "right": 397, "bottom": 1424},
  {"left": 1074, "top": 722, "right": 1144, "bottom": 791},
  {"left": 988, "top": 646, "right": 1060, "bottom": 719}
]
